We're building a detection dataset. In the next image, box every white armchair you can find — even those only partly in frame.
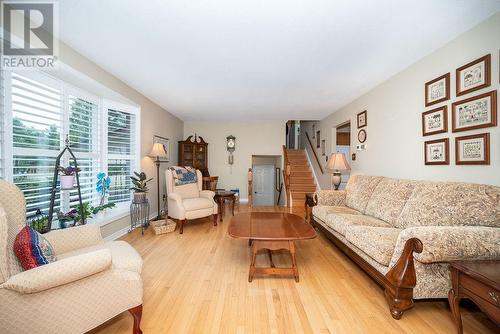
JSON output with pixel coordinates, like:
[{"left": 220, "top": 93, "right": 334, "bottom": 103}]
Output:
[
  {"left": 166, "top": 168, "right": 218, "bottom": 234},
  {"left": 0, "top": 180, "right": 144, "bottom": 334}
]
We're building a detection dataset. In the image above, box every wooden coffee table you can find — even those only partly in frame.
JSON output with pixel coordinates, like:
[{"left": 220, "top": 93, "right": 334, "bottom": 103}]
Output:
[{"left": 228, "top": 212, "right": 316, "bottom": 282}]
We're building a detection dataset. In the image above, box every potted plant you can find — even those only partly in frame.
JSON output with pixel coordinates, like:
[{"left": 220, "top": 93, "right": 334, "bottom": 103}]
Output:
[
  {"left": 57, "top": 208, "right": 77, "bottom": 229},
  {"left": 29, "top": 209, "right": 50, "bottom": 234},
  {"left": 130, "top": 171, "right": 152, "bottom": 203},
  {"left": 58, "top": 166, "right": 80, "bottom": 190}
]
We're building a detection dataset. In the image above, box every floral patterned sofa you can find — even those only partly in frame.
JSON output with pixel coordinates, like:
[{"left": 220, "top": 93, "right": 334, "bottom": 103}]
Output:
[{"left": 308, "top": 175, "right": 500, "bottom": 319}]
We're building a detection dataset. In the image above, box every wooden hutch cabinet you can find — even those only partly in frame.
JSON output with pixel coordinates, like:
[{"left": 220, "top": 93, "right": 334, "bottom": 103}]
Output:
[{"left": 178, "top": 135, "right": 209, "bottom": 176}]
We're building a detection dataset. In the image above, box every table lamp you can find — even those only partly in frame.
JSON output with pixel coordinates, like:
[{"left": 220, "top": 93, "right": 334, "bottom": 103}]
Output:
[
  {"left": 149, "top": 142, "right": 167, "bottom": 219},
  {"left": 325, "top": 153, "right": 351, "bottom": 190}
]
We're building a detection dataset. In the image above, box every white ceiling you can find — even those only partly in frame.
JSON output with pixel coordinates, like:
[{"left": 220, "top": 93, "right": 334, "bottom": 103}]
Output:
[{"left": 59, "top": 0, "right": 500, "bottom": 121}]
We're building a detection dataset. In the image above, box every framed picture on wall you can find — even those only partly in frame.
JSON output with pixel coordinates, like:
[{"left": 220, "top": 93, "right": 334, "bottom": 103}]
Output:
[
  {"left": 425, "top": 73, "right": 450, "bottom": 107},
  {"left": 321, "top": 139, "right": 325, "bottom": 156},
  {"left": 424, "top": 138, "right": 449, "bottom": 165},
  {"left": 357, "top": 110, "right": 367, "bottom": 128},
  {"left": 451, "top": 90, "right": 497, "bottom": 132},
  {"left": 456, "top": 54, "right": 491, "bottom": 96},
  {"left": 316, "top": 131, "right": 321, "bottom": 148},
  {"left": 455, "top": 133, "right": 490, "bottom": 165},
  {"left": 422, "top": 106, "right": 448, "bottom": 136}
]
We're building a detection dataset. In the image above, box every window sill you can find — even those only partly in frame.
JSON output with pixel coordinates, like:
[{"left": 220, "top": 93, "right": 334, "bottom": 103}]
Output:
[{"left": 91, "top": 203, "right": 131, "bottom": 226}]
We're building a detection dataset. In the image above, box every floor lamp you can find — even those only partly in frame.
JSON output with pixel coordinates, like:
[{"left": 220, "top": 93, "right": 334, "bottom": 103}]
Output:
[
  {"left": 325, "top": 153, "right": 351, "bottom": 190},
  {"left": 149, "top": 142, "right": 167, "bottom": 219}
]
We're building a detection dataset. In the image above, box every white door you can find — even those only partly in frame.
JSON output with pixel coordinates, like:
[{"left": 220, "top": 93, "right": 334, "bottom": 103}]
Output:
[{"left": 252, "top": 165, "right": 275, "bottom": 206}]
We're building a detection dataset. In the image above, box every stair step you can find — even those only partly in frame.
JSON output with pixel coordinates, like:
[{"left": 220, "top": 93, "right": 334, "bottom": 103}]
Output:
[{"left": 290, "top": 171, "right": 312, "bottom": 177}]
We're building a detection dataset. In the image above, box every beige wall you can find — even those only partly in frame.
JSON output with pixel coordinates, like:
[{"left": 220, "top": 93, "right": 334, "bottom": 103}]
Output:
[
  {"left": 303, "top": 13, "right": 500, "bottom": 189},
  {"left": 58, "top": 42, "right": 184, "bottom": 238},
  {"left": 183, "top": 121, "right": 286, "bottom": 201}
]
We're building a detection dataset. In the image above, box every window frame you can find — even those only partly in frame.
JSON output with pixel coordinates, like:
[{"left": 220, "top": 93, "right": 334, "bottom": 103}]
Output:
[{"left": 1, "top": 69, "right": 141, "bottom": 226}]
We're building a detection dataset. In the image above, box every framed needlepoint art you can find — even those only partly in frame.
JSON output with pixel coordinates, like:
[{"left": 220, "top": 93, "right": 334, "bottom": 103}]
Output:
[
  {"left": 452, "top": 90, "right": 497, "bottom": 132},
  {"left": 424, "top": 138, "right": 449, "bottom": 165},
  {"left": 422, "top": 106, "right": 448, "bottom": 136},
  {"left": 425, "top": 73, "right": 450, "bottom": 107},
  {"left": 357, "top": 110, "right": 367, "bottom": 128},
  {"left": 456, "top": 54, "right": 491, "bottom": 96},
  {"left": 455, "top": 133, "right": 490, "bottom": 165}
]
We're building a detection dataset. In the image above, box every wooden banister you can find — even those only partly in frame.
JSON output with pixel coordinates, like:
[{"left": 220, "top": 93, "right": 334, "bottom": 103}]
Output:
[
  {"left": 305, "top": 132, "right": 324, "bottom": 174},
  {"left": 282, "top": 145, "right": 291, "bottom": 207},
  {"left": 247, "top": 168, "right": 253, "bottom": 207}
]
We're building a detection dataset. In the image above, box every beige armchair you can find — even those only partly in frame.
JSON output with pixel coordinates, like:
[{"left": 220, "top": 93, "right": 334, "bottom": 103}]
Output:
[
  {"left": 0, "top": 180, "right": 144, "bottom": 334},
  {"left": 166, "top": 168, "right": 218, "bottom": 234}
]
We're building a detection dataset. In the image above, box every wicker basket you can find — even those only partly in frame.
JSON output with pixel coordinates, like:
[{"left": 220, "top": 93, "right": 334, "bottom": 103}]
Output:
[{"left": 151, "top": 219, "right": 176, "bottom": 235}]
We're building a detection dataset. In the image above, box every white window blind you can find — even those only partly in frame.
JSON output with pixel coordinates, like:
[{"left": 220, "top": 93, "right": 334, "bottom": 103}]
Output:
[
  {"left": 107, "top": 108, "right": 137, "bottom": 204},
  {"left": 1, "top": 70, "right": 140, "bottom": 223},
  {"left": 11, "top": 72, "right": 63, "bottom": 216}
]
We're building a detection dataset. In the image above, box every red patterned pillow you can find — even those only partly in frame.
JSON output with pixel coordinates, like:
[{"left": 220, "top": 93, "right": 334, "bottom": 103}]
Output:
[{"left": 14, "top": 226, "right": 57, "bottom": 270}]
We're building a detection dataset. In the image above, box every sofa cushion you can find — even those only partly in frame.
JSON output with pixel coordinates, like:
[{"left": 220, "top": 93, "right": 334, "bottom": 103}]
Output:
[
  {"left": 58, "top": 240, "right": 143, "bottom": 274},
  {"left": 324, "top": 213, "right": 392, "bottom": 236},
  {"left": 345, "top": 175, "right": 383, "bottom": 213},
  {"left": 345, "top": 226, "right": 401, "bottom": 266},
  {"left": 396, "top": 181, "right": 500, "bottom": 229},
  {"left": 312, "top": 205, "right": 360, "bottom": 223},
  {"left": 365, "top": 178, "right": 417, "bottom": 226},
  {"left": 182, "top": 197, "right": 214, "bottom": 211}
]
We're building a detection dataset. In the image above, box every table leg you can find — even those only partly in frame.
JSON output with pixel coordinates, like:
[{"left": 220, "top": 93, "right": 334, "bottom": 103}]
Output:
[
  {"left": 267, "top": 249, "right": 275, "bottom": 268},
  {"left": 249, "top": 242, "right": 257, "bottom": 282},
  {"left": 218, "top": 197, "right": 224, "bottom": 222},
  {"left": 289, "top": 241, "right": 299, "bottom": 282},
  {"left": 231, "top": 197, "right": 235, "bottom": 216}
]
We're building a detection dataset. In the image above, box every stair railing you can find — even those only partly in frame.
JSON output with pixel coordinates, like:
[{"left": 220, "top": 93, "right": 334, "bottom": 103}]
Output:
[
  {"left": 247, "top": 168, "right": 253, "bottom": 208},
  {"left": 282, "top": 145, "right": 291, "bottom": 207},
  {"left": 305, "top": 132, "right": 324, "bottom": 174}
]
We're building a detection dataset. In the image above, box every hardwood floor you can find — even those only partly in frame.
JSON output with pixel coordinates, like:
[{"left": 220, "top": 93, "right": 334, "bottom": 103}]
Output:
[{"left": 91, "top": 205, "right": 496, "bottom": 334}]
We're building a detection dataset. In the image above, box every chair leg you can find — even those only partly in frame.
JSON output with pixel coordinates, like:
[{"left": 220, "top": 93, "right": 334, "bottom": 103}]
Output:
[
  {"left": 179, "top": 219, "right": 185, "bottom": 234},
  {"left": 213, "top": 214, "right": 218, "bottom": 226},
  {"left": 128, "top": 304, "right": 143, "bottom": 334}
]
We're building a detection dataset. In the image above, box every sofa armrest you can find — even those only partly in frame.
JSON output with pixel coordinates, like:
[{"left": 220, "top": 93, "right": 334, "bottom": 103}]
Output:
[
  {"left": 167, "top": 193, "right": 183, "bottom": 206},
  {"left": 1, "top": 249, "right": 111, "bottom": 294},
  {"left": 389, "top": 226, "right": 500, "bottom": 266},
  {"left": 199, "top": 190, "right": 215, "bottom": 199},
  {"left": 314, "top": 190, "right": 346, "bottom": 206},
  {"left": 43, "top": 224, "right": 103, "bottom": 255}
]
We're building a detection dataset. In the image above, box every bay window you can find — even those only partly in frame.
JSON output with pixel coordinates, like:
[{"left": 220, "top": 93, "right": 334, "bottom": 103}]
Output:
[{"left": 0, "top": 70, "right": 140, "bottom": 224}]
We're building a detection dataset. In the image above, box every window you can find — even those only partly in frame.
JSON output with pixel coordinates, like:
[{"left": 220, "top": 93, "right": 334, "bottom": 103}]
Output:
[{"left": 1, "top": 70, "right": 140, "bottom": 223}]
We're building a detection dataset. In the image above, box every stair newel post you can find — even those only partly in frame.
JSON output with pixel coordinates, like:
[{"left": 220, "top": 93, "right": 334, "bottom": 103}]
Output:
[{"left": 248, "top": 168, "right": 253, "bottom": 208}]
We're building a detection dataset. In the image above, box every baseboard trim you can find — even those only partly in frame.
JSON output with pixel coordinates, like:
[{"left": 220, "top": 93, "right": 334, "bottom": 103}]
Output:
[{"left": 103, "top": 211, "right": 159, "bottom": 241}]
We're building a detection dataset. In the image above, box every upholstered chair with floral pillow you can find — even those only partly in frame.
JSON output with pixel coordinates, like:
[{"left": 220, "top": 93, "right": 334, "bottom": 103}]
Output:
[{"left": 0, "top": 180, "right": 144, "bottom": 334}]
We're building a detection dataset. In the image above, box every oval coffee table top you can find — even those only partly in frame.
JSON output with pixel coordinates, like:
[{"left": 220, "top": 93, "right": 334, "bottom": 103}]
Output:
[{"left": 228, "top": 212, "right": 316, "bottom": 241}]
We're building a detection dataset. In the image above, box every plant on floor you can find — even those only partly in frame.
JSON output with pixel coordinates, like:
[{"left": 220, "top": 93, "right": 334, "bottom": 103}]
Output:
[{"left": 130, "top": 171, "right": 153, "bottom": 203}]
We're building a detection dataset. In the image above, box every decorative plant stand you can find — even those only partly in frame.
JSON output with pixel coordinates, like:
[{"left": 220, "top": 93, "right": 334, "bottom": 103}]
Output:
[
  {"left": 47, "top": 137, "right": 85, "bottom": 230},
  {"left": 130, "top": 200, "right": 150, "bottom": 235}
]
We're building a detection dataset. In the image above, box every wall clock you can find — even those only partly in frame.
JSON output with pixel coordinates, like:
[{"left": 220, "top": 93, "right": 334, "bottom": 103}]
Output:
[
  {"left": 226, "top": 135, "right": 236, "bottom": 165},
  {"left": 358, "top": 129, "right": 367, "bottom": 143}
]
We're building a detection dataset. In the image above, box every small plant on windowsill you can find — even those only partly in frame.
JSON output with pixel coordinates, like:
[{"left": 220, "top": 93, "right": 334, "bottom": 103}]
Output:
[
  {"left": 57, "top": 166, "right": 81, "bottom": 190},
  {"left": 57, "top": 208, "right": 78, "bottom": 229},
  {"left": 130, "top": 172, "right": 153, "bottom": 203},
  {"left": 70, "top": 172, "right": 116, "bottom": 225}
]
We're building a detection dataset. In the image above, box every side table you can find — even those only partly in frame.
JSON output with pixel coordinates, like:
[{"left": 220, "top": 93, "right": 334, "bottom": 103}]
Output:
[
  {"left": 448, "top": 260, "right": 500, "bottom": 333},
  {"left": 304, "top": 193, "right": 316, "bottom": 225},
  {"left": 214, "top": 190, "right": 236, "bottom": 222},
  {"left": 130, "top": 201, "right": 150, "bottom": 235}
]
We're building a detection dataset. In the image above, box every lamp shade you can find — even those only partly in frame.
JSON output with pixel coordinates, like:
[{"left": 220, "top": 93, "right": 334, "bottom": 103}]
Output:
[
  {"left": 325, "top": 153, "right": 350, "bottom": 173},
  {"left": 149, "top": 142, "right": 167, "bottom": 158}
]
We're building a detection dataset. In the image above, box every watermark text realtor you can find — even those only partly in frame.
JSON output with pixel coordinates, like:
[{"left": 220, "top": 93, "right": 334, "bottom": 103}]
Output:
[{"left": 1, "top": 0, "right": 59, "bottom": 70}]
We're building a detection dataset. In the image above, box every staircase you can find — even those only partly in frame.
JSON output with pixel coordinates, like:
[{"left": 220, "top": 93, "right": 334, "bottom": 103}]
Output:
[{"left": 285, "top": 149, "right": 317, "bottom": 206}]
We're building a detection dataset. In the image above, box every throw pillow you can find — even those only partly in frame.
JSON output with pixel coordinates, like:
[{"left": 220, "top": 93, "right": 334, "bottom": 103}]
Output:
[{"left": 14, "top": 226, "right": 57, "bottom": 270}]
